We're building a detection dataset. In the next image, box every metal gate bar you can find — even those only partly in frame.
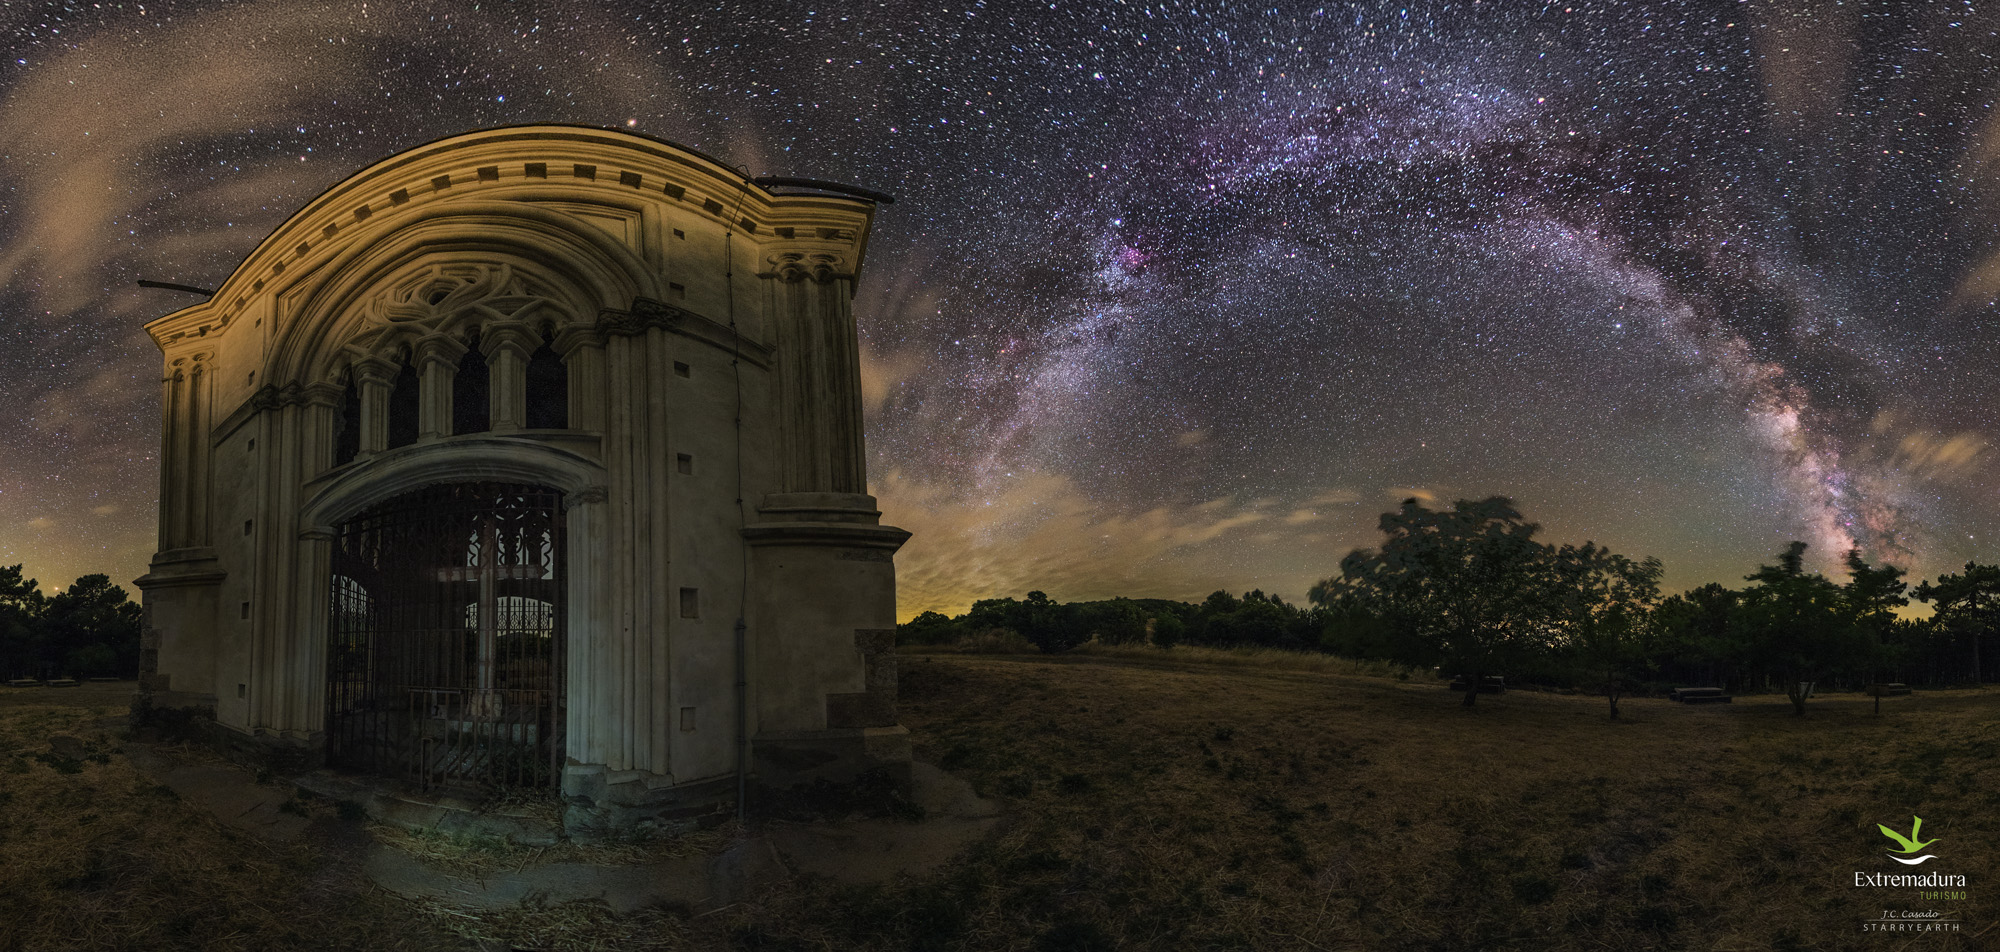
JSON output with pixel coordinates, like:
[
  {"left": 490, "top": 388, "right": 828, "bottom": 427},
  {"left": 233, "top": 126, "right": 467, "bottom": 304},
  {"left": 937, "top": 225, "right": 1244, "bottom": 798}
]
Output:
[{"left": 326, "top": 482, "right": 565, "bottom": 793}]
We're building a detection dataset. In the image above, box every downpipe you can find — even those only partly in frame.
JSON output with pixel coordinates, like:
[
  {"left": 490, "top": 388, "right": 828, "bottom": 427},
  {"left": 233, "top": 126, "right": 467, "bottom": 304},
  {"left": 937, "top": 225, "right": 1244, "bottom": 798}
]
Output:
[{"left": 735, "top": 616, "right": 748, "bottom": 825}]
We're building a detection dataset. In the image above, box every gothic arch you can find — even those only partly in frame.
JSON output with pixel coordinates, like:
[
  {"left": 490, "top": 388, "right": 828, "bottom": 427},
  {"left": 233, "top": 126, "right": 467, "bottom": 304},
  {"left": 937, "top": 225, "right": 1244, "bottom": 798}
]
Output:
[{"left": 270, "top": 201, "right": 659, "bottom": 387}]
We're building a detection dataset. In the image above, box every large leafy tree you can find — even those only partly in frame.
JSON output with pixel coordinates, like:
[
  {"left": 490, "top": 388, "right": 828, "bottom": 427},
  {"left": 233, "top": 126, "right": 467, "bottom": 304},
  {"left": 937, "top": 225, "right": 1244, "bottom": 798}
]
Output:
[
  {"left": 1018, "top": 591, "right": 1087, "bottom": 654},
  {"left": 1649, "top": 583, "right": 1745, "bottom": 690},
  {"left": 1311, "top": 497, "right": 1564, "bottom": 707},
  {"left": 1076, "top": 597, "right": 1148, "bottom": 645},
  {"left": 1738, "top": 543, "right": 1872, "bottom": 715},
  {"left": 1553, "top": 543, "right": 1664, "bottom": 719},
  {"left": 1841, "top": 549, "right": 1909, "bottom": 683}
]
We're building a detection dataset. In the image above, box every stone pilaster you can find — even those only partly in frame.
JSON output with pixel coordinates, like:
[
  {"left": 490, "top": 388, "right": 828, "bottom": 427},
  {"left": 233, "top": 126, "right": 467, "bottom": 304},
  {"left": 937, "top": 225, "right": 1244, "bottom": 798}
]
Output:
[
  {"left": 159, "top": 367, "right": 186, "bottom": 548},
  {"left": 762, "top": 251, "right": 865, "bottom": 494},
  {"left": 185, "top": 358, "right": 212, "bottom": 545}
]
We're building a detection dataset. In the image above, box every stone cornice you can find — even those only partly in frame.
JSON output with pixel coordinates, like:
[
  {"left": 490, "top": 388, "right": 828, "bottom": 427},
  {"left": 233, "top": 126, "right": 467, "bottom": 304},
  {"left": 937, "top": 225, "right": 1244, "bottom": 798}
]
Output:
[
  {"left": 602, "top": 298, "right": 775, "bottom": 369},
  {"left": 149, "top": 126, "right": 880, "bottom": 352},
  {"left": 740, "top": 522, "right": 911, "bottom": 551}
]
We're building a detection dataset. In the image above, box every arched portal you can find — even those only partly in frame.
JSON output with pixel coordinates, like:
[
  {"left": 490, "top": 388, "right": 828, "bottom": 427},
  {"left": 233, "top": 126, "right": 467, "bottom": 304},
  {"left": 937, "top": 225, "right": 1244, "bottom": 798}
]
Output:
[
  {"left": 138, "top": 125, "right": 912, "bottom": 831},
  {"left": 325, "top": 482, "right": 565, "bottom": 792}
]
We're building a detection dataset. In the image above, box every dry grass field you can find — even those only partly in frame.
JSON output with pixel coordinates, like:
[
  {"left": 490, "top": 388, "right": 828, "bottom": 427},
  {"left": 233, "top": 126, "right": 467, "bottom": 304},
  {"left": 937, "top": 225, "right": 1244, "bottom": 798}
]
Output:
[
  {"left": 744, "top": 650, "right": 2000, "bottom": 951},
  {"left": 0, "top": 684, "right": 698, "bottom": 952},
  {"left": 4, "top": 656, "right": 1998, "bottom": 951}
]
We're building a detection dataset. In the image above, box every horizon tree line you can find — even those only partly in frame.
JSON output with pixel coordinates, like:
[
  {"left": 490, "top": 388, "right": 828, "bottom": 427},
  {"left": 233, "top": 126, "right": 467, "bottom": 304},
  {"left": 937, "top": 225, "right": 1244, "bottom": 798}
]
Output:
[
  {"left": 901, "top": 497, "right": 2000, "bottom": 714},
  {"left": 0, "top": 566, "right": 144, "bottom": 682}
]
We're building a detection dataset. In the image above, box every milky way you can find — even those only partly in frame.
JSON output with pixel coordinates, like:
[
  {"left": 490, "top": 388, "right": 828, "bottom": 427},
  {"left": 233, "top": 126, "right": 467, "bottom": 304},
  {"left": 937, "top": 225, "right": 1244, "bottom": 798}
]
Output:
[{"left": 2, "top": 1, "right": 1996, "bottom": 614}]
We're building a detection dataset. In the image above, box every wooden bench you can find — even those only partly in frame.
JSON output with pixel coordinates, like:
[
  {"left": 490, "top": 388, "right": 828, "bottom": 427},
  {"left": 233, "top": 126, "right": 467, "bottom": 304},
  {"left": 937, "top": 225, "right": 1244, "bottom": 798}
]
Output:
[
  {"left": 1671, "top": 687, "right": 1733, "bottom": 704},
  {"left": 46, "top": 678, "right": 80, "bottom": 688},
  {"left": 6, "top": 678, "right": 40, "bottom": 688},
  {"left": 1448, "top": 675, "right": 1506, "bottom": 694}
]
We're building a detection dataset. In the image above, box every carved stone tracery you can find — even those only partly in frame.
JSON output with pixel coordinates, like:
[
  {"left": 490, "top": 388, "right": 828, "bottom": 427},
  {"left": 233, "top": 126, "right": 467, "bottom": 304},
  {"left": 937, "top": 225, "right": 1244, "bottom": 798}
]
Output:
[
  {"left": 762, "top": 251, "right": 852, "bottom": 284},
  {"left": 340, "top": 263, "right": 571, "bottom": 368}
]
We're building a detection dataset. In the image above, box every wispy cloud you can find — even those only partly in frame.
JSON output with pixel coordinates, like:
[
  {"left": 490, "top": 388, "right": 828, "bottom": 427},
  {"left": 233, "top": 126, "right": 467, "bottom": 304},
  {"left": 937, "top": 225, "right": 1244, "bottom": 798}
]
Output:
[{"left": 874, "top": 468, "right": 1378, "bottom": 619}]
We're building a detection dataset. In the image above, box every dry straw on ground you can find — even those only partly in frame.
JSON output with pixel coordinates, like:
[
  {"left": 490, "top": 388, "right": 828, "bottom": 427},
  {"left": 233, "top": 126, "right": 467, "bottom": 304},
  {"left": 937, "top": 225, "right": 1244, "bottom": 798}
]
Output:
[{"left": 6, "top": 659, "right": 1998, "bottom": 951}]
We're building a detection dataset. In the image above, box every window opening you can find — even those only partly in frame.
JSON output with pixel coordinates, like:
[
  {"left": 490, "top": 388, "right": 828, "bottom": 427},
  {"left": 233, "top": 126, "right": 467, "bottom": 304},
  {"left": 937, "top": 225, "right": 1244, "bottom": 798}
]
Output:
[
  {"left": 334, "top": 377, "right": 361, "bottom": 464},
  {"left": 454, "top": 332, "right": 491, "bottom": 435},
  {"left": 387, "top": 359, "right": 420, "bottom": 448},
  {"left": 524, "top": 338, "right": 568, "bottom": 429}
]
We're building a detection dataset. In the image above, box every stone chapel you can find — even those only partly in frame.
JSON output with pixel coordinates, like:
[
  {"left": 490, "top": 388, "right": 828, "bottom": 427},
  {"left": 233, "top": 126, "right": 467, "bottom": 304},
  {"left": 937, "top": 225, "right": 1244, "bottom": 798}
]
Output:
[{"left": 135, "top": 125, "right": 911, "bottom": 830}]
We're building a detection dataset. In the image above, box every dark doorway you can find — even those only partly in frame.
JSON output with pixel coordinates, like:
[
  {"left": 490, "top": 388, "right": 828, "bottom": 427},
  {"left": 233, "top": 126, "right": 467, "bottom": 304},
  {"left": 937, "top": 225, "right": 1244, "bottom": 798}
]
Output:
[{"left": 325, "top": 482, "right": 565, "bottom": 792}]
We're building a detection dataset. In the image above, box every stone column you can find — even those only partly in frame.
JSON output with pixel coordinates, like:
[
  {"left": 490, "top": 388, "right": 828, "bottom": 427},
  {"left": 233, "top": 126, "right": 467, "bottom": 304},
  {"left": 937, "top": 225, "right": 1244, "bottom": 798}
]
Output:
[
  {"left": 414, "top": 333, "right": 468, "bottom": 441},
  {"left": 561, "top": 485, "right": 610, "bottom": 785},
  {"left": 290, "top": 386, "right": 343, "bottom": 741},
  {"left": 290, "top": 526, "right": 335, "bottom": 741},
  {"left": 484, "top": 321, "right": 539, "bottom": 433},
  {"left": 554, "top": 323, "right": 606, "bottom": 433},
  {"left": 351, "top": 356, "right": 397, "bottom": 457}
]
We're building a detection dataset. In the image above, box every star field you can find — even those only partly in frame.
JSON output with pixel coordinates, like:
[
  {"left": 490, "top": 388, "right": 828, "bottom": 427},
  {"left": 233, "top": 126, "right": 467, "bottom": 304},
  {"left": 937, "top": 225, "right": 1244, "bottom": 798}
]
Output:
[{"left": 1, "top": 1, "right": 1996, "bottom": 615}]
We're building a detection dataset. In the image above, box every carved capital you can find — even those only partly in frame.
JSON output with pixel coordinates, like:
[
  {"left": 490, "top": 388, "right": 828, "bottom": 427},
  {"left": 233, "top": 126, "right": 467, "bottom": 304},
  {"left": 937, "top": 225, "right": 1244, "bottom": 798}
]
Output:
[
  {"left": 481, "top": 320, "right": 540, "bottom": 361},
  {"left": 301, "top": 382, "right": 345, "bottom": 410},
  {"left": 552, "top": 322, "right": 606, "bottom": 356},
  {"left": 761, "top": 250, "right": 852, "bottom": 283},
  {"left": 594, "top": 307, "right": 645, "bottom": 337},
  {"left": 563, "top": 485, "right": 609, "bottom": 510},
  {"left": 414, "top": 332, "right": 470, "bottom": 371},
  {"left": 349, "top": 355, "right": 399, "bottom": 387}
]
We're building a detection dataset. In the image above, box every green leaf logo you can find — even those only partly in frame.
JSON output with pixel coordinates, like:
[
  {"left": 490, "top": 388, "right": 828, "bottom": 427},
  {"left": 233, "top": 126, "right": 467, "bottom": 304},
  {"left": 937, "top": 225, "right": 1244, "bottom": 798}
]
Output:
[{"left": 1878, "top": 816, "right": 1939, "bottom": 865}]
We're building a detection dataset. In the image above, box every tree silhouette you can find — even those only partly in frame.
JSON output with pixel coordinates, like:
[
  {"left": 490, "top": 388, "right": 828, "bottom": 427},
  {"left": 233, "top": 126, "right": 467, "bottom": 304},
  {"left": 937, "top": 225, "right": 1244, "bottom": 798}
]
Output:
[
  {"left": 0, "top": 565, "right": 47, "bottom": 679},
  {"left": 1313, "top": 497, "right": 1563, "bottom": 707},
  {"left": 1554, "top": 542, "right": 1664, "bottom": 719},
  {"left": 1913, "top": 562, "right": 2000, "bottom": 684},
  {"left": 1738, "top": 543, "right": 1869, "bottom": 715}
]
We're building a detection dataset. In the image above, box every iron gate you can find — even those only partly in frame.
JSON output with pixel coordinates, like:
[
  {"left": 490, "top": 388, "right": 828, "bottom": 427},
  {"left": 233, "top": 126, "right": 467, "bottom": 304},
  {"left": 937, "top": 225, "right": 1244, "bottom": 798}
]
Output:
[{"left": 325, "top": 482, "right": 565, "bottom": 792}]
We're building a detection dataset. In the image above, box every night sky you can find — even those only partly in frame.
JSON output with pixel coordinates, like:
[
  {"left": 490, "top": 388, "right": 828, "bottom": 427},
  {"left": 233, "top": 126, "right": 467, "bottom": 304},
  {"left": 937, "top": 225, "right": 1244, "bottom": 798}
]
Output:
[{"left": 2, "top": 1, "right": 1996, "bottom": 618}]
